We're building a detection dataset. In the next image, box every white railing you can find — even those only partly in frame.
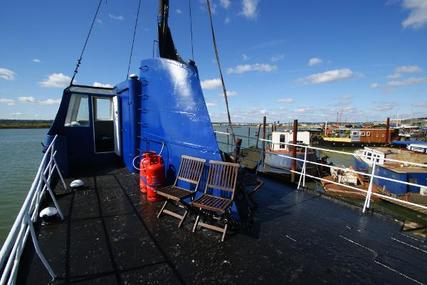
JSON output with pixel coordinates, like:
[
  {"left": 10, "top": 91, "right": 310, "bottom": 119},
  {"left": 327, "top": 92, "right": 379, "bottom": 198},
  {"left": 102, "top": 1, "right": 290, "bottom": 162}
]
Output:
[
  {"left": 0, "top": 135, "right": 66, "bottom": 284},
  {"left": 214, "top": 130, "right": 427, "bottom": 214}
]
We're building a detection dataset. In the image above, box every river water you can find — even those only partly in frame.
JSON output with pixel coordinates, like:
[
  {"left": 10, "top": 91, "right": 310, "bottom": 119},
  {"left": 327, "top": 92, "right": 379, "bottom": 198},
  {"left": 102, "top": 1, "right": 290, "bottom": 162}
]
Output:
[{"left": 0, "top": 129, "right": 46, "bottom": 245}]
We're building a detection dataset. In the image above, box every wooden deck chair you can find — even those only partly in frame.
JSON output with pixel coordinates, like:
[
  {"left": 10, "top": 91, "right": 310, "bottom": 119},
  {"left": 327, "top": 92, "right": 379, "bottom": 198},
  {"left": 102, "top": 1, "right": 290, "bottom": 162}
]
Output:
[
  {"left": 156, "top": 155, "right": 206, "bottom": 227},
  {"left": 191, "top": 160, "right": 240, "bottom": 241}
]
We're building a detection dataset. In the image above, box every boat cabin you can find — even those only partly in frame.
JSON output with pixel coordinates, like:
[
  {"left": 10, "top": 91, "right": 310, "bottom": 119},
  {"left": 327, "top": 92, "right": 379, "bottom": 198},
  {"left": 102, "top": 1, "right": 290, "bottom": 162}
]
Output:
[
  {"left": 46, "top": 85, "right": 121, "bottom": 174},
  {"left": 271, "top": 131, "right": 310, "bottom": 151},
  {"left": 407, "top": 143, "right": 427, "bottom": 154},
  {"left": 356, "top": 147, "right": 386, "bottom": 166}
]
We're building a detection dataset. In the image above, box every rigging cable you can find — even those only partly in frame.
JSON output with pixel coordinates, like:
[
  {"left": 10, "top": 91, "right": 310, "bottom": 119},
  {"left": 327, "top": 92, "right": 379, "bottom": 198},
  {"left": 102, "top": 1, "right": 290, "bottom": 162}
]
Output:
[
  {"left": 188, "top": 0, "right": 195, "bottom": 61},
  {"left": 126, "top": 0, "right": 142, "bottom": 79},
  {"left": 69, "top": 0, "right": 103, "bottom": 86},
  {"left": 205, "top": 0, "right": 236, "bottom": 143}
]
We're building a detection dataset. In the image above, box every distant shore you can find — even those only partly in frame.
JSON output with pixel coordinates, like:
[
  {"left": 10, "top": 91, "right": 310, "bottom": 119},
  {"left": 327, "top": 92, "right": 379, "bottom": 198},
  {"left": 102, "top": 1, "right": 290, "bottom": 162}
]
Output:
[{"left": 0, "top": 120, "right": 52, "bottom": 129}]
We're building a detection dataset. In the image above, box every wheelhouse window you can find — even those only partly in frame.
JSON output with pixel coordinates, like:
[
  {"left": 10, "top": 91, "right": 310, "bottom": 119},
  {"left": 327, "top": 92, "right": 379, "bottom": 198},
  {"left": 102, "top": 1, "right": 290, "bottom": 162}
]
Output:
[
  {"left": 94, "top": 97, "right": 113, "bottom": 121},
  {"left": 64, "top": 95, "right": 89, "bottom": 127},
  {"left": 93, "top": 97, "right": 114, "bottom": 153},
  {"left": 280, "top": 134, "right": 286, "bottom": 149}
]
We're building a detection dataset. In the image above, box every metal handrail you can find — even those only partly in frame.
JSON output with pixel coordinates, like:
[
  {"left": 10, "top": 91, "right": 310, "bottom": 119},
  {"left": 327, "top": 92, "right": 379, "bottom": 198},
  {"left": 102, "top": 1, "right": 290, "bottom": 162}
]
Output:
[
  {"left": 0, "top": 135, "right": 66, "bottom": 284},
  {"left": 215, "top": 130, "right": 427, "bottom": 214}
]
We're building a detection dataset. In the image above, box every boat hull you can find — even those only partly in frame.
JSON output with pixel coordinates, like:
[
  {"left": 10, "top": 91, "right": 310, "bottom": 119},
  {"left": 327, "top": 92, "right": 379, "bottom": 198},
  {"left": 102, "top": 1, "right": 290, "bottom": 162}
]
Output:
[
  {"left": 353, "top": 156, "right": 370, "bottom": 172},
  {"left": 263, "top": 150, "right": 318, "bottom": 175}
]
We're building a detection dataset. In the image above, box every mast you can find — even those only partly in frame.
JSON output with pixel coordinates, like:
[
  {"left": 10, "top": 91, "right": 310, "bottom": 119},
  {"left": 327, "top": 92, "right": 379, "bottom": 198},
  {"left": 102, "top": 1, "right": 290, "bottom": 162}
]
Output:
[{"left": 158, "top": 0, "right": 184, "bottom": 62}]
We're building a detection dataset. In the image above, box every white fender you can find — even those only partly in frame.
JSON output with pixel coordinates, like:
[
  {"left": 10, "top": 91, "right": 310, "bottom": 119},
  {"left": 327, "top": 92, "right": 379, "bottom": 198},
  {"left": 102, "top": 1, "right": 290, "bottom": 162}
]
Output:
[
  {"left": 39, "top": 207, "right": 58, "bottom": 218},
  {"left": 70, "top": 179, "right": 84, "bottom": 188}
]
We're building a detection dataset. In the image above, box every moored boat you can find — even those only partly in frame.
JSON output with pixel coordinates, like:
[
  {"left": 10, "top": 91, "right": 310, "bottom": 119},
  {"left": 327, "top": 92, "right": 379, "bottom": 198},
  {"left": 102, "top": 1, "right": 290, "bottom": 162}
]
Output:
[
  {"left": 320, "top": 119, "right": 399, "bottom": 147},
  {"left": 353, "top": 145, "right": 427, "bottom": 201},
  {"left": 262, "top": 131, "right": 318, "bottom": 175}
]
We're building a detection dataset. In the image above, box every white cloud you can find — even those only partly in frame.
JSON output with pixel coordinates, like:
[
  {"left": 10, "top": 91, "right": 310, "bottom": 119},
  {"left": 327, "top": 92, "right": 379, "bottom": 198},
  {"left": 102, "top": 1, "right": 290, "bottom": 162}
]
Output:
[
  {"left": 201, "top": 78, "right": 222, "bottom": 90},
  {"left": 109, "top": 14, "right": 124, "bottom": 21},
  {"left": 224, "top": 17, "right": 231, "bottom": 24},
  {"left": 373, "top": 65, "right": 426, "bottom": 88},
  {"left": 295, "top": 107, "right": 312, "bottom": 113},
  {"left": 303, "top": 68, "right": 354, "bottom": 84},
  {"left": 241, "top": 0, "right": 259, "bottom": 19},
  {"left": 387, "top": 77, "right": 427, "bottom": 86},
  {"left": 271, "top": 54, "right": 285, "bottom": 62},
  {"left": 220, "top": 0, "right": 231, "bottom": 9},
  {"left": 0, "top": 68, "right": 16, "bottom": 80},
  {"left": 206, "top": 102, "right": 217, "bottom": 107},
  {"left": 32, "top": 58, "right": 41, "bottom": 63},
  {"left": 219, "top": 90, "right": 238, "bottom": 97},
  {"left": 387, "top": 73, "right": 401, "bottom": 79},
  {"left": 96, "top": 18, "right": 103, "bottom": 24},
  {"left": 370, "top": 82, "right": 380, "bottom": 88},
  {"left": 0, "top": 98, "right": 15, "bottom": 106},
  {"left": 176, "top": 9, "right": 182, "bottom": 14},
  {"left": 395, "top": 65, "right": 422, "bottom": 73},
  {"left": 277, "top": 98, "right": 294, "bottom": 104},
  {"left": 388, "top": 65, "right": 423, "bottom": 78},
  {"left": 372, "top": 102, "right": 396, "bottom": 112},
  {"left": 242, "top": 54, "right": 249, "bottom": 61},
  {"left": 93, "top": 82, "right": 113, "bottom": 88},
  {"left": 18, "top": 96, "right": 37, "bottom": 103},
  {"left": 308, "top": 57, "right": 323, "bottom": 66},
  {"left": 39, "top": 99, "right": 61, "bottom": 105},
  {"left": 371, "top": 77, "right": 427, "bottom": 88},
  {"left": 227, "top": 63, "right": 277, "bottom": 74},
  {"left": 401, "top": 0, "right": 427, "bottom": 29},
  {"left": 39, "top": 73, "right": 71, "bottom": 88},
  {"left": 18, "top": 96, "right": 60, "bottom": 105}
]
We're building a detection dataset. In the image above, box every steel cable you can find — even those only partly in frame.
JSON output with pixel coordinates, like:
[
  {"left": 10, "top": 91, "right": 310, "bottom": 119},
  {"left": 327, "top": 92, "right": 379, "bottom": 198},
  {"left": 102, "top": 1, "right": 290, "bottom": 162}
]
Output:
[
  {"left": 189, "top": 0, "right": 195, "bottom": 61},
  {"left": 69, "top": 0, "right": 103, "bottom": 86},
  {"left": 206, "top": 0, "right": 236, "bottom": 144},
  {"left": 126, "top": 0, "right": 142, "bottom": 79}
]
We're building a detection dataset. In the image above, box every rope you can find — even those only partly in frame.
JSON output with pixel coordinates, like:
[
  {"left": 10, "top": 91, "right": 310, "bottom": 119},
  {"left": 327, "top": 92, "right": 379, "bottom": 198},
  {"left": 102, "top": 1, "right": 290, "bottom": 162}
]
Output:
[
  {"left": 69, "top": 0, "right": 103, "bottom": 86},
  {"left": 188, "top": 0, "right": 195, "bottom": 61},
  {"left": 206, "top": 0, "right": 236, "bottom": 143},
  {"left": 126, "top": 0, "right": 142, "bottom": 79}
]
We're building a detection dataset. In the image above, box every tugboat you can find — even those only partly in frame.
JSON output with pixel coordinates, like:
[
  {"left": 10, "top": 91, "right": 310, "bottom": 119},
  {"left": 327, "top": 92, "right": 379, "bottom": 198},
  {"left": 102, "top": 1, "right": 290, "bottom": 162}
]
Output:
[{"left": 2, "top": 1, "right": 427, "bottom": 284}]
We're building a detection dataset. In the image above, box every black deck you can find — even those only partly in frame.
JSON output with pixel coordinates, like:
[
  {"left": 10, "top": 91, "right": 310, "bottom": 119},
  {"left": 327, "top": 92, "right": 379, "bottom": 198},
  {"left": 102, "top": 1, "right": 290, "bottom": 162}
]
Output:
[{"left": 17, "top": 168, "right": 427, "bottom": 284}]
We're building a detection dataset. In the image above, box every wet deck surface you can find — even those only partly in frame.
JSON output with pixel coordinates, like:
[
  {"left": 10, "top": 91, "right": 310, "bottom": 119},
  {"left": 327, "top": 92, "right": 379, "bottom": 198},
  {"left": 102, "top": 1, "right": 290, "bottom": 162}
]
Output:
[{"left": 18, "top": 168, "right": 427, "bottom": 284}]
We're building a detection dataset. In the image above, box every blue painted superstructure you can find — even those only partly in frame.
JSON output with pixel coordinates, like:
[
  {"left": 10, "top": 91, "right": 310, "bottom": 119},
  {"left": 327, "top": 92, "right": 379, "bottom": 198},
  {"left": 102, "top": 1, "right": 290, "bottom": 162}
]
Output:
[
  {"left": 374, "top": 166, "right": 427, "bottom": 196},
  {"left": 44, "top": 0, "right": 237, "bottom": 216},
  {"left": 116, "top": 58, "right": 222, "bottom": 177},
  {"left": 116, "top": 77, "right": 141, "bottom": 171},
  {"left": 137, "top": 59, "right": 222, "bottom": 174},
  {"left": 47, "top": 60, "right": 223, "bottom": 179}
]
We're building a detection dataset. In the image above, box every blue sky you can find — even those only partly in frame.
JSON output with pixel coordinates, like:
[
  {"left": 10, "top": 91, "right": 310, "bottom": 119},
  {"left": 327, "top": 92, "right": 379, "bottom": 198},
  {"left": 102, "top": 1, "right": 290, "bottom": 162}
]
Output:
[{"left": 1, "top": 0, "right": 427, "bottom": 123}]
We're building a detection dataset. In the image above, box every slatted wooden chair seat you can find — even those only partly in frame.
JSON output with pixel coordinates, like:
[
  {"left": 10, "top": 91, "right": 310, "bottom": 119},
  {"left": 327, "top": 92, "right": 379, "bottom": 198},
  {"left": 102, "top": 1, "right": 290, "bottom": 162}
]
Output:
[
  {"left": 191, "top": 194, "right": 231, "bottom": 214},
  {"left": 156, "top": 155, "right": 206, "bottom": 227},
  {"left": 156, "top": 186, "right": 194, "bottom": 201},
  {"left": 191, "top": 160, "right": 240, "bottom": 241}
]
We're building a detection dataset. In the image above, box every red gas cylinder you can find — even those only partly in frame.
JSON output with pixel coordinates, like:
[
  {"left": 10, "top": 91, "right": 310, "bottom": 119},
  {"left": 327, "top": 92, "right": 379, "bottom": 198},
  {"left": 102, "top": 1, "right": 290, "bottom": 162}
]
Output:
[
  {"left": 139, "top": 152, "right": 155, "bottom": 194},
  {"left": 145, "top": 155, "right": 165, "bottom": 202}
]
